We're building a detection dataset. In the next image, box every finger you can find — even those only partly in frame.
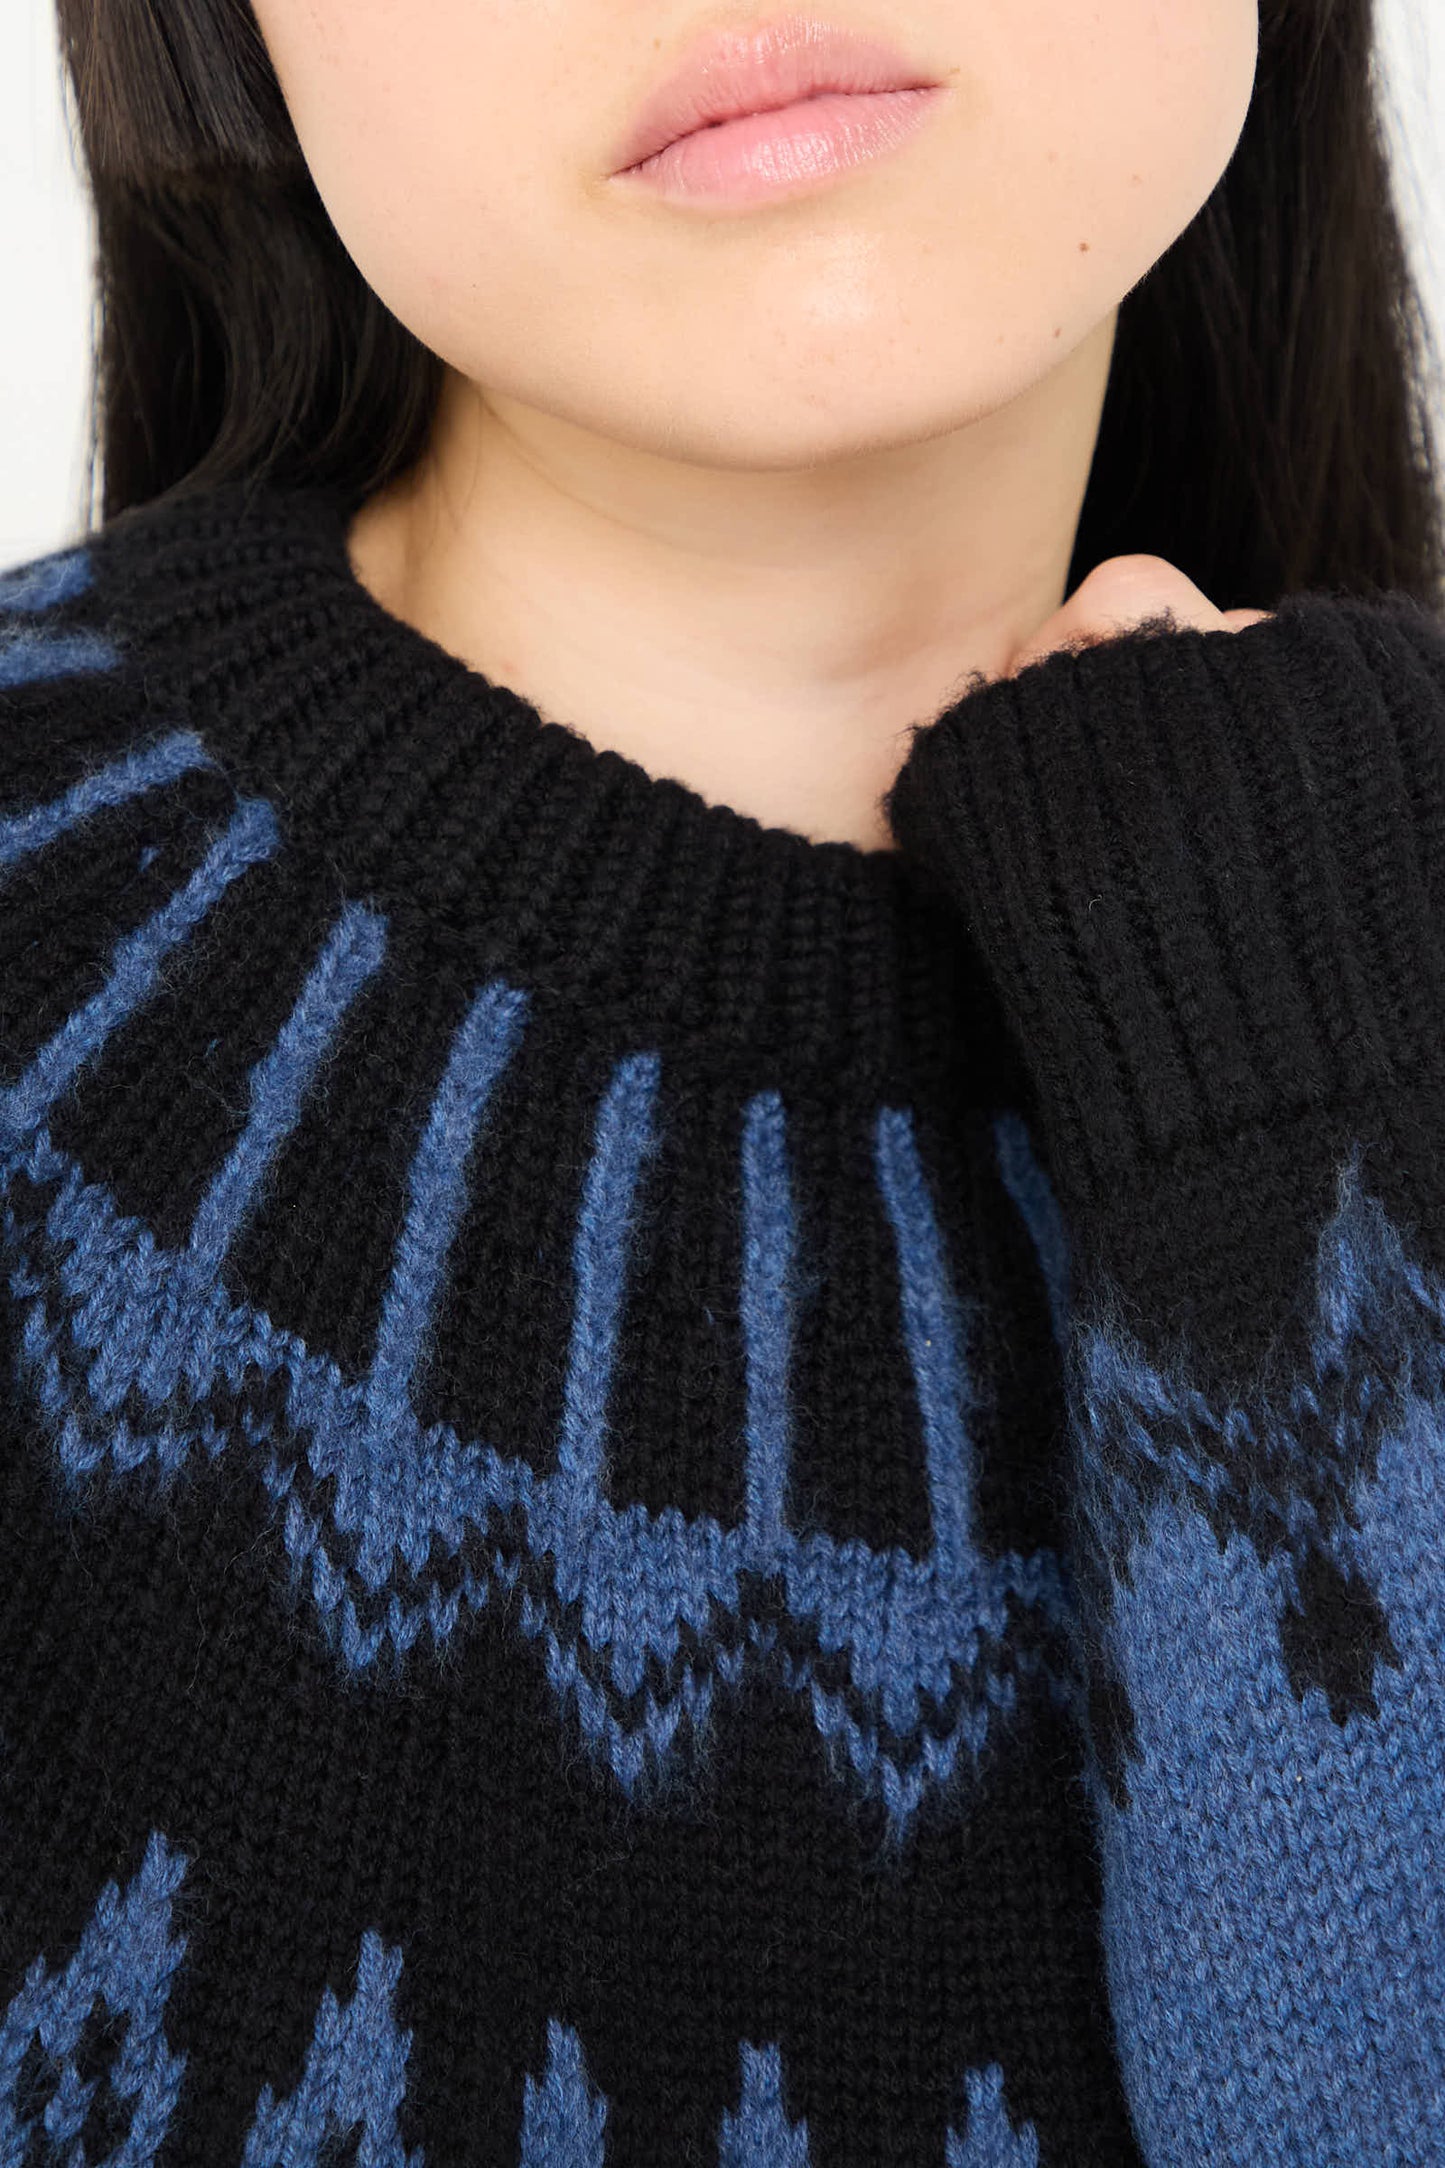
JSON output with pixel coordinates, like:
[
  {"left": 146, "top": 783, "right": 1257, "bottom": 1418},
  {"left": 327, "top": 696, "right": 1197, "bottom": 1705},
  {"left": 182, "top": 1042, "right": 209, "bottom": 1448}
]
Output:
[
  {"left": 1006, "top": 561, "right": 1271, "bottom": 678},
  {"left": 1064, "top": 556, "right": 1230, "bottom": 636}
]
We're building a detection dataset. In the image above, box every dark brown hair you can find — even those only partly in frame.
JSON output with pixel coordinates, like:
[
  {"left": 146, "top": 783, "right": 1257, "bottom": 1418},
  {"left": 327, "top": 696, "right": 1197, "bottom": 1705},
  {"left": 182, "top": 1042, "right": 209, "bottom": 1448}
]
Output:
[{"left": 55, "top": 0, "right": 1445, "bottom": 612}]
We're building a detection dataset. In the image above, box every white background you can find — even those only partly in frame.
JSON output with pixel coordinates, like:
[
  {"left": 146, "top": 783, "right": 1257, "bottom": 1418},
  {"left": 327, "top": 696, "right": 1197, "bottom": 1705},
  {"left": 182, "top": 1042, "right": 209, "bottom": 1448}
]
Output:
[{"left": 2, "top": 0, "right": 1442, "bottom": 568}]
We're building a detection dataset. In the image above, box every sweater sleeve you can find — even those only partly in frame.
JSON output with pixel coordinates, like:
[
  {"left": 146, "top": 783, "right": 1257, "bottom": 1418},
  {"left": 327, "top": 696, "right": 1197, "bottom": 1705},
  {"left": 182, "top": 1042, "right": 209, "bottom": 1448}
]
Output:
[
  {"left": 885, "top": 587, "right": 1445, "bottom": 1364},
  {"left": 885, "top": 589, "right": 1445, "bottom": 2162}
]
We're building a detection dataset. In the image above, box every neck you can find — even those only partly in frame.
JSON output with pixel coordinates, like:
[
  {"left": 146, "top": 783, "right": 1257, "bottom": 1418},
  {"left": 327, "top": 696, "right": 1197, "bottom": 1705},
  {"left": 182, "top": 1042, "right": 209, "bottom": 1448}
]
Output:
[{"left": 346, "top": 312, "right": 1117, "bottom": 852}]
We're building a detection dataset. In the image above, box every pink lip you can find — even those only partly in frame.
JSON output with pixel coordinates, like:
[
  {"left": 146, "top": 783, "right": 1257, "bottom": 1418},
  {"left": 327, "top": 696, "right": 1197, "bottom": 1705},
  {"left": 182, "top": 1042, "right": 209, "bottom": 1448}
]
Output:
[
  {"left": 609, "top": 14, "right": 945, "bottom": 178},
  {"left": 617, "top": 88, "right": 946, "bottom": 206}
]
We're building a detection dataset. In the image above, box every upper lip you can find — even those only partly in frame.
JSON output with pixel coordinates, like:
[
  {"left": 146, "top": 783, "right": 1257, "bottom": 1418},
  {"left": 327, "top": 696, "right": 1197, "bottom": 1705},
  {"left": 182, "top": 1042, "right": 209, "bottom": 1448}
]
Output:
[{"left": 610, "top": 14, "right": 942, "bottom": 174}]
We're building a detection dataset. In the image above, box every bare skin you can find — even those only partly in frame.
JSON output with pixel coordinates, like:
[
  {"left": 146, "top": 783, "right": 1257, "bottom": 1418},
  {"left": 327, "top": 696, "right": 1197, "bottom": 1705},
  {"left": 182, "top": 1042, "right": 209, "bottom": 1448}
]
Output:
[
  {"left": 253, "top": 0, "right": 1265, "bottom": 850},
  {"left": 1007, "top": 556, "right": 1272, "bottom": 681}
]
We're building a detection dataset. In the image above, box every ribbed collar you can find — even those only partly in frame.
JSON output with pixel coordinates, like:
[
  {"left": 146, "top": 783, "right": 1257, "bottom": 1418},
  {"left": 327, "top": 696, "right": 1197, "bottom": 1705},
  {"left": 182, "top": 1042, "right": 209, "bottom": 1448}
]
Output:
[{"left": 91, "top": 479, "right": 1016, "bottom": 1097}]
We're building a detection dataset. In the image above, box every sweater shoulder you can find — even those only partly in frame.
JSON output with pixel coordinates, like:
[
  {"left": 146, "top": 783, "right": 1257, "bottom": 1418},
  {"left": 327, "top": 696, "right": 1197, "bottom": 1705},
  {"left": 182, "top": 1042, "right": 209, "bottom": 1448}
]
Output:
[
  {"left": 0, "top": 525, "right": 250, "bottom": 850},
  {"left": 0, "top": 533, "right": 158, "bottom": 797},
  {"left": 0, "top": 531, "right": 266, "bottom": 1070}
]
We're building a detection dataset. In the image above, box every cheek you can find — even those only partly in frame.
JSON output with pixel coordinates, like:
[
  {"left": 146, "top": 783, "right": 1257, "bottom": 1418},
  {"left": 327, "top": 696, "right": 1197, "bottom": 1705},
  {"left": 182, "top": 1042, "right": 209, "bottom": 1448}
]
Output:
[
  {"left": 955, "top": 0, "right": 1259, "bottom": 287},
  {"left": 253, "top": 0, "right": 561, "bottom": 323},
  {"left": 253, "top": 0, "right": 1259, "bottom": 461}
]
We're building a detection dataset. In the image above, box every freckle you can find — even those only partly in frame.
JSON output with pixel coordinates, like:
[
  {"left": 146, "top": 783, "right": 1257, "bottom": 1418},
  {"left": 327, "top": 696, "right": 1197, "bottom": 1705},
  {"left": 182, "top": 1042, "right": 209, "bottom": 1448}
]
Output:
[
  {"left": 1078, "top": 240, "right": 1090, "bottom": 252},
  {"left": 1129, "top": 172, "right": 1143, "bottom": 185}
]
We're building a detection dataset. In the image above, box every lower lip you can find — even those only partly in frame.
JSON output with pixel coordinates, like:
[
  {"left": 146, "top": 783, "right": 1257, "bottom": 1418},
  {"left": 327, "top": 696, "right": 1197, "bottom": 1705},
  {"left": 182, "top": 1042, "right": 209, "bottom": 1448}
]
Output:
[{"left": 615, "top": 87, "right": 946, "bottom": 207}]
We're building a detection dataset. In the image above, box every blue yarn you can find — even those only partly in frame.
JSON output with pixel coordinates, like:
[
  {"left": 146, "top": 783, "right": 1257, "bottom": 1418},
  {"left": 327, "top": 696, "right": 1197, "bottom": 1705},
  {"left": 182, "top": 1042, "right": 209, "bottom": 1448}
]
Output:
[
  {"left": 945, "top": 2066, "right": 1041, "bottom": 2166},
  {"left": 0, "top": 544, "right": 92, "bottom": 613},
  {"left": 0, "top": 798, "right": 280, "bottom": 1153},
  {"left": 241, "top": 1932, "right": 423, "bottom": 2168},
  {"left": 991, "top": 1109, "right": 1072, "bottom": 1357},
  {"left": 364, "top": 975, "right": 530, "bottom": 1452},
  {"left": 0, "top": 628, "right": 119, "bottom": 689},
  {"left": 1070, "top": 1147, "right": 1445, "bottom": 2162},
  {"left": 0, "top": 731, "right": 214, "bottom": 872},
  {"left": 0, "top": 1829, "right": 190, "bottom": 2163},
  {"left": 717, "top": 2043, "right": 811, "bottom": 2167},
  {"left": 873, "top": 1104, "right": 981, "bottom": 1578},
  {"left": 519, "top": 2020, "right": 609, "bottom": 2167},
  {"left": 0, "top": 750, "right": 1074, "bottom": 1835},
  {"left": 553, "top": 1051, "right": 662, "bottom": 1543},
  {"left": 0, "top": 1855, "right": 1043, "bottom": 2168},
  {"left": 6, "top": 1117, "right": 1072, "bottom": 1835},
  {"left": 188, "top": 903, "right": 389, "bottom": 1282},
  {"left": 739, "top": 1088, "right": 797, "bottom": 1562}
]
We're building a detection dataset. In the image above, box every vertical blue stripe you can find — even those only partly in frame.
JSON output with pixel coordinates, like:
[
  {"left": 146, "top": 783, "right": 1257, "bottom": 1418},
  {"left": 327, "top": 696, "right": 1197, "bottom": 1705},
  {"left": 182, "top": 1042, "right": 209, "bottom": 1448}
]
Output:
[
  {"left": 0, "top": 1829, "right": 190, "bottom": 2163},
  {"left": 718, "top": 2044, "right": 812, "bottom": 2168},
  {"left": 0, "top": 731, "right": 214, "bottom": 872},
  {"left": 0, "top": 798, "right": 280, "bottom": 1149},
  {"left": 240, "top": 1932, "right": 421, "bottom": 2168},
  {"left": 0, "top": 546, "right": 92, "bottom": 613},
  {"left": 364, "top": 976, "right": 530, "bottom": 1436},
  {"left": 946, "top": 2064, "right": 1041, "bottom": 2167},
  {"left": 0, "top": 629, "right": 118, "bottom": 688},
  {"left": 739, "top": 1089, "right": 796, "bottom": 1563},
  {"left": 873, "top": 1104, "right": 978, "bottom": 1576},
  {"left": 554, "top": 1052, "right": 662, "bottom": 1534},
  {"left": 187, "top": 903, "right": 389, "bottom": 1280},
  {"left": 519, "top": 2020, "right": 609, "bottom": 2167},
  {"left": 992, "top": 1109, "right": 1072, "bottom": 1355}
]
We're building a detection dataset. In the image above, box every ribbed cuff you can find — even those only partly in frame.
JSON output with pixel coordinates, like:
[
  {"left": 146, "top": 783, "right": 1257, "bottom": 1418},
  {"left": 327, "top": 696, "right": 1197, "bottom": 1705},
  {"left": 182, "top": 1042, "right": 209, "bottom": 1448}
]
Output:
[{"left": 884, "top": 588, "right": 1445, "bottom": 1219}]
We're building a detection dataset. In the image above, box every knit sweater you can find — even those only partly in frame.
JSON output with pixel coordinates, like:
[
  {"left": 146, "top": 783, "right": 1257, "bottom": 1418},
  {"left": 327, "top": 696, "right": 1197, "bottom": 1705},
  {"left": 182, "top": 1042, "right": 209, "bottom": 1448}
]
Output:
[{"left": 2, "top": 480, "right": 1445, "bottom": 2168}]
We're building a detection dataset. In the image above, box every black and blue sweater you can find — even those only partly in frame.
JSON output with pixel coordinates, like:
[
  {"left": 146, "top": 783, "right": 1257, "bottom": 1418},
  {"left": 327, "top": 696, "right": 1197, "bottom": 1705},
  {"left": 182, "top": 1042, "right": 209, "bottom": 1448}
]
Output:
[{"left": 2, "top": 478, "right": 1445, "bottom": 2168}]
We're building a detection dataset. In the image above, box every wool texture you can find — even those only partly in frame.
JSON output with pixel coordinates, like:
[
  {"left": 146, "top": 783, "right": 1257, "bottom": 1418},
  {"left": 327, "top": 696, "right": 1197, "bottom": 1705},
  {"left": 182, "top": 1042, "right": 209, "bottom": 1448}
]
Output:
[{"left": 2, "top": 481, "right": 1444, "bottom": 2167}]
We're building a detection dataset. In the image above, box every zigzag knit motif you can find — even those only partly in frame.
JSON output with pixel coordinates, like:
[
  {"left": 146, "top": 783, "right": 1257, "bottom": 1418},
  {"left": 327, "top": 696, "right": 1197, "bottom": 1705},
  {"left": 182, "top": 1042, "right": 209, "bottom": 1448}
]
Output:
[
  {"left": 0, "top": 1832, "right": 1041, "bottom": 2166},
  {"left": 0, "top": 561, "right": 1076, "bottom": 1843},
  {"left": 1074, "top": 1147, "right": 1445, "bottom": 2163},
  {"left": 41, "top": 499, "right": 1445, "bottom": 2163}
]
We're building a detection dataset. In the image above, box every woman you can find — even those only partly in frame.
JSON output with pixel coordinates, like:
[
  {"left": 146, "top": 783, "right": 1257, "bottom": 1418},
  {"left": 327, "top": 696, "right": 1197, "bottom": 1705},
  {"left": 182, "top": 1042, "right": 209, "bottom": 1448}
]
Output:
[{"left": 0, "top": 0, "right": 1442, "bottom": 2160}]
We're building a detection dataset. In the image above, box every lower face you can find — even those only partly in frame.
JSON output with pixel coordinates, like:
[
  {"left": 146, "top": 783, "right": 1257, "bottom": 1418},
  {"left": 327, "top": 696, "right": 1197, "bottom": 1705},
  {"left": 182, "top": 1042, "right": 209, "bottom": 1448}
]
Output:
[{"left": 250, "top": 1, "right": 1261, "bottom": 471}]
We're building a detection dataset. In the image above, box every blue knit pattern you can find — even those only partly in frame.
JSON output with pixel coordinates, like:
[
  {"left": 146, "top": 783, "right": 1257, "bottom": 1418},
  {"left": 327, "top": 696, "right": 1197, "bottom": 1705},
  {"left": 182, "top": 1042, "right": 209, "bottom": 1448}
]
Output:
[
  {"left": 0, "top": 729, "right": 215, "bottom": 871},
  {"left": 874, "top": 1102, "right": 985, "bottom": 1579},
  {"left": 0, "top": 717, "right": 1074, "bottom": 1839},
  {"left": 945, "top": 2066, "right": 1041, "bottom": 2166},
  {"left": 1074, "top": 1145, "right": 1445, "bottom": 2162},
  {"left": 739, "top": 1089, "right": 797, "bottom": 1562},
  {"left": 717, "top": 2045, "right": 811, "bottom": 2167},
  {"left": 0, "top": 543, "right": 117, "bottom": 690},
  {"left": 0, "top": 1827, "right": 1043, "bottom": 2165},
  {"left": 241, "top": 1933, "right": 423, "bottom": 2168},
  {"left": 0, "top": 1830, "right": 190, "bottom": 2164},
  {"left": 552, "top": 1049, "right": 662, "bottom": 1551},
  {"left": 0, "top": 541, "right": 94, "bottom": 613},
  {"left": 519, "top": 2022, "right": 608, "bottom": 2167}
]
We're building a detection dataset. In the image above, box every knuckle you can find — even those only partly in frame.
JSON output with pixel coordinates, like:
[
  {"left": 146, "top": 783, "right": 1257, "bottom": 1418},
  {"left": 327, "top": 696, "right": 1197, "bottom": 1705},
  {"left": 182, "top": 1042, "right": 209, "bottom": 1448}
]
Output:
[{"left": 1081, "top": 553, "right": 1191, "bottom": 601}]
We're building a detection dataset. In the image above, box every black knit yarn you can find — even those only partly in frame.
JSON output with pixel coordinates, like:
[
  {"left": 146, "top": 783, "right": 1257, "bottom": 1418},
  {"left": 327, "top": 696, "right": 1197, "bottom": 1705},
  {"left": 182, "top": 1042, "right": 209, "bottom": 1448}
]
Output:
[
  {"left": 5, "top": 481, "right": 1445, "bottom": 2167},
  {"left": 0, "top": 483, "right": 1135, "bottom": 2167}
]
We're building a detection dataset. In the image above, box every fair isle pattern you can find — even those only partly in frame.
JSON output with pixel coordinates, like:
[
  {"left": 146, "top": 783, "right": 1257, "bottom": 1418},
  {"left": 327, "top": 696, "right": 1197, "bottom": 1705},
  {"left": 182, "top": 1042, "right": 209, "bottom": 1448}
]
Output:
[
  {"left": 0, "top": 552, "right": 1074, "bottom": 1843},
  {"left": 0, "top": 1831, "right": 1043, "bottom": 2166},
  {"left": 1077, "top": 1147, "right": 1445, "bottom": 2163},
  {"left": 717, "top": 2046, "right": 810, "bottom": 2167},
  {"left": 519, "top": 2023, "right": 608, "bottom": 2167},
  {"left": 0, "top": 1831, "right": 189, "bottom": 2164},
  {"left": 0, "top": 544, "right": 116, "bottom": 691},
  {"left": 241, "top": 1934, "right": 422, "bottom": 2168},
  {"left": 12, "top": 497, "right": 1445, "bottom": 2166}
]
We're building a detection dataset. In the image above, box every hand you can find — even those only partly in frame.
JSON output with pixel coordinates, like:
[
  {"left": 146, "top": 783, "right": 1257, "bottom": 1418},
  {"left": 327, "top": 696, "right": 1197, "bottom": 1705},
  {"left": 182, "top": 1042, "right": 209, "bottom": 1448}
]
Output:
[{"left": 1004, "top": 555, "right": 1273, "bottom": 681}]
